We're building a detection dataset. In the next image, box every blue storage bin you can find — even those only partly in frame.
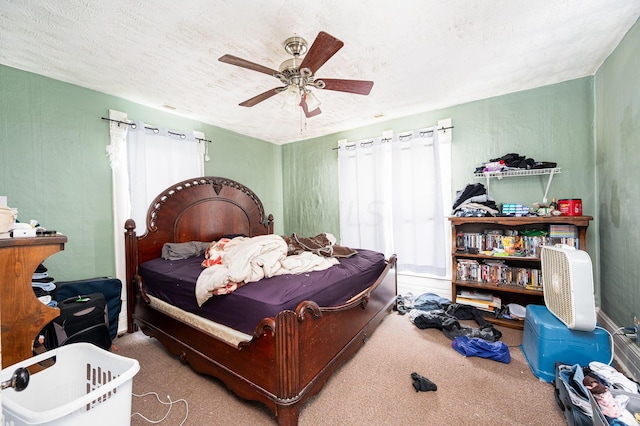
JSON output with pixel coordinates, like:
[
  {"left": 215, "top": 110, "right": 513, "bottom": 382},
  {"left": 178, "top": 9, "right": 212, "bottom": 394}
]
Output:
[{"left": 520, "top": 305, "right": 611, "bottom": 382}]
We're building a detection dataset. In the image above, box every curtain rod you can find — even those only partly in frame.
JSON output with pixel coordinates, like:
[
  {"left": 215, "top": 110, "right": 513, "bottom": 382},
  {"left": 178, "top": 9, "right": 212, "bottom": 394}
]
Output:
[
  {"left": 331, "top": 125, "right": 453, "bottom": 150},
  {"left": 101, "top": 117, "right": 211, "bottom": 143}
]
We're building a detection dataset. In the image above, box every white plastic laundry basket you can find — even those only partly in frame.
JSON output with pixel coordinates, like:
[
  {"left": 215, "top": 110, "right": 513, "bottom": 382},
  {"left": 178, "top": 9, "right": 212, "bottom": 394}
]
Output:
[{"left": 1, "top": 342, "right": 139, "bottom": 426}]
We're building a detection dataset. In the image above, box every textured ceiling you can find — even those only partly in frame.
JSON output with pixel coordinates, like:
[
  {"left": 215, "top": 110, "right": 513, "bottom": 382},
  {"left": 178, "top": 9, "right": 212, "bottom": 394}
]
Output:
[{"left": 2, "top": 1, "right": 639, "bottom": 144}]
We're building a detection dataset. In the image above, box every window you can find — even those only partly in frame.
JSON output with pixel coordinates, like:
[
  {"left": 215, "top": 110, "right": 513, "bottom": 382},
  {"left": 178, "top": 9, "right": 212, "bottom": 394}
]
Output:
[{"left": 338, "top": 119, "right": 452, "bottom": 276}]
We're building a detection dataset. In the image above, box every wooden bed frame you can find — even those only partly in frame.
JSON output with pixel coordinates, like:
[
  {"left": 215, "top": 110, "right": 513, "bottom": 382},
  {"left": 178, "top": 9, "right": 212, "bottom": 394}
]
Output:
[{"left": 124, "top": 176, "right": 397, "bottom": 425}]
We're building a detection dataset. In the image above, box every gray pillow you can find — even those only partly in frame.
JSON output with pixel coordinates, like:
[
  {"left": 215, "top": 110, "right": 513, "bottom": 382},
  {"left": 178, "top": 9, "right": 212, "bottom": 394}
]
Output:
[{"left": 161, "top": 241, "right": 210, "bottom": 260}]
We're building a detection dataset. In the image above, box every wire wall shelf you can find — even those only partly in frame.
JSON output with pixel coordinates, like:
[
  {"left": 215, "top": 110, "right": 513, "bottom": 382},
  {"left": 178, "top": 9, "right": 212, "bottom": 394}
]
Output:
[{"left": 474, "top": 167, "right": 561, "bottom": 203}]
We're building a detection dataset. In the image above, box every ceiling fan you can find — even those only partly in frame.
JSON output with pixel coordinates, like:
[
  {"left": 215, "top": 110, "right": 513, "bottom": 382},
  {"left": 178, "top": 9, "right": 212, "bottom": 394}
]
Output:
[{"left": 218, "top": 31, "right": 374, "bottom": 118}]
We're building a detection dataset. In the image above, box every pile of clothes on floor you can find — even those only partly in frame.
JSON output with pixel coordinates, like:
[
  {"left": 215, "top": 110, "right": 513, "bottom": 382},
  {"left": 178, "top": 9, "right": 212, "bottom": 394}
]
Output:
[{"left": 396, "top": 292, "right": 510, "bottom": 363}]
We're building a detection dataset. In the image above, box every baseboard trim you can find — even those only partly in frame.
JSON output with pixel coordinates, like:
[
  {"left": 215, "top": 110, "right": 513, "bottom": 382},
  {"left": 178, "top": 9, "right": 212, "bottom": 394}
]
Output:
[
  {"left": 397, "top": 274, "right": 452, "bottom": 301},
  {"left": 598, "top": 311, "right": 640, "bottom": 381}
]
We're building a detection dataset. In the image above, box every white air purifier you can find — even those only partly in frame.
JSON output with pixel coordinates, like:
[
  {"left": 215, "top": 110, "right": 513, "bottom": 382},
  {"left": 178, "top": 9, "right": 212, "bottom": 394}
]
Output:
[{"left": 540, "top": 244, "right": 596, "bottom": 332}]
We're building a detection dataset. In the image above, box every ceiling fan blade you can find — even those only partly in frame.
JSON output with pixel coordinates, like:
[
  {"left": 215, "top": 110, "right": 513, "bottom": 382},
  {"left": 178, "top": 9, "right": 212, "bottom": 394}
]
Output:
[
  {"left": 239, "top": 88, "right": 281, "bottom": 107},
  {"left": 320, "top": 78, "right": 374, "bottom": 95},
  {"left": 300, "top": 98, "right": 322, "bottom": 118},
  {"left": 218, "top": 54, "right": 279, "bottom": 76},
  {"left": 299, "top": 31, "right": 344, "bottom": 74}
]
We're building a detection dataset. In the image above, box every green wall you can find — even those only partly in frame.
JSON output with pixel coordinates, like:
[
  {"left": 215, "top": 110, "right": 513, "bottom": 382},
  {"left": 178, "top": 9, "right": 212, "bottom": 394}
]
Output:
[
  {"left": 0, "top": 65, "right": 283, "bottom": 280},
  {"left": 595, "top": 18, "right": 640, "bottom": 329}
]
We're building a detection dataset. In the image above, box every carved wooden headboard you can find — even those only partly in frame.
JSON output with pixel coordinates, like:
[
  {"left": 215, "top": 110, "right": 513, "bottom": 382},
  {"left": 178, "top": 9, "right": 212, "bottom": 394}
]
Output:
[{"left": 124, "top": 176, "right": 274, "bottom": 278}]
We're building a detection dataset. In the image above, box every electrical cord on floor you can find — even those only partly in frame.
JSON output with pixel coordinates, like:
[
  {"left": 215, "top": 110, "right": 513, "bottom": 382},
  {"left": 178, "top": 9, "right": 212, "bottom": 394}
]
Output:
[
  {"left": 131, "top": 391, "right": 189, "bottom": 426},
  {"left": 612, "top": 325, "right": 638, "bottom": 338},
  {"left": 596, "top": 325, "right": 615, "bottom": 366}
]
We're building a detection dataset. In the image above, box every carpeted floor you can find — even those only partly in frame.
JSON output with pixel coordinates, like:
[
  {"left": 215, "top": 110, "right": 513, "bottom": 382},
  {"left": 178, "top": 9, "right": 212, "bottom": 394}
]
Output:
[{"left": 115, "top": 312, "right": 566, "bottom": 425}]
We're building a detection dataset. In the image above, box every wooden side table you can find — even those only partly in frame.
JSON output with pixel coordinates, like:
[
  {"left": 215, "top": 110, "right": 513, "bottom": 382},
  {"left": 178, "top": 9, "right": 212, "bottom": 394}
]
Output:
[{"left": 0, "top": 235, "right": 66, "bottom": 368}]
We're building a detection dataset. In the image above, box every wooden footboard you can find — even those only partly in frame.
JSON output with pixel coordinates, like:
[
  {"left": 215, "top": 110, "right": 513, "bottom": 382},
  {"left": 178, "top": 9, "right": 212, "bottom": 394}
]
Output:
[{"left": 131, "top": 254, "right": 397, "bottom": 426}]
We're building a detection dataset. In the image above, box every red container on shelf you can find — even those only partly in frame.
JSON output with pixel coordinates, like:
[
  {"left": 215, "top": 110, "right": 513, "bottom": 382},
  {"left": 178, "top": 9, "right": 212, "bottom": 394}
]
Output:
[{"left": 558, "top": 199, "right": 582, "bottom": 216}]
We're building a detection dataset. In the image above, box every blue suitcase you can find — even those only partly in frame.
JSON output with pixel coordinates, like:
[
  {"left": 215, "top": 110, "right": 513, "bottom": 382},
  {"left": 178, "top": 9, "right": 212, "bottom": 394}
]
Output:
[{"left": 55, "top": 277, "right": 122, "bottom": 340}]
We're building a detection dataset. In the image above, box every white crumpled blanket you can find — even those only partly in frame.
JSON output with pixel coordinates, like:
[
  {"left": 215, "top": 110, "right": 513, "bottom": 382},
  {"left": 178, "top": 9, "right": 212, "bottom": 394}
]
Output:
[{"left": 195, "top": 234, "right": 338, "bottom": 306}]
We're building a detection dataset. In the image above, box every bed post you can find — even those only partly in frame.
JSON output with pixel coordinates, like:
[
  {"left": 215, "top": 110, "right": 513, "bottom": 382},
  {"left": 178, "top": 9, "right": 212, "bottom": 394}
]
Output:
[
  {"left": 274, "top": 309, "right": 301, "bottom": 425},
  {"left": 124, "top": 219, "right": 138, "bottom": 333},
  {"left": 266, "top": 214, "right": 274, "bottom": 234}
]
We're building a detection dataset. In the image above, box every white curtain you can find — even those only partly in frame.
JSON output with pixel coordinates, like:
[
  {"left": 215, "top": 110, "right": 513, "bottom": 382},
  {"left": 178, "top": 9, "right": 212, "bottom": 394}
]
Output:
[
  {"left": 338, "top": 121, "right": 451, "bottom": 276},
  {"left": 106, "top": 110, "right": 204, "bottom": 333},
  {"left": 126, "top": 122, "right": 202, "bottom": 234}
]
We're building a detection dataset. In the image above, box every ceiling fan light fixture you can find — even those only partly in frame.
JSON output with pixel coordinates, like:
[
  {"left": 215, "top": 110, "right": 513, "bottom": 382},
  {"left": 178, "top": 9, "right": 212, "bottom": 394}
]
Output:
[
  {"left": 305, "top": 90, "right": 321, "bottom": 111},
  {"left": 282, "top": 84, "right": 301, "bottom": 106}
]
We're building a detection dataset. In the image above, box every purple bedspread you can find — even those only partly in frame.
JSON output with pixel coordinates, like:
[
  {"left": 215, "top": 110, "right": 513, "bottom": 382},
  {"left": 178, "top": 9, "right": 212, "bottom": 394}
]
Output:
[{"left": 138, "top": 249, "right": 386, "bottom": 335}]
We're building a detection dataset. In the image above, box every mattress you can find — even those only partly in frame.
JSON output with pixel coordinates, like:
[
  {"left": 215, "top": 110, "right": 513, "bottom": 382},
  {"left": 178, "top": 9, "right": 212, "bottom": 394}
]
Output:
[{"left": 138, "top": 249, "right": 386, "bottom": 335}]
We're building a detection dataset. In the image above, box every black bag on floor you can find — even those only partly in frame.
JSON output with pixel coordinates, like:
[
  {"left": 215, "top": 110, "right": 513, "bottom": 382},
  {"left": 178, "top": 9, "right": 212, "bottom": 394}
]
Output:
[
  {"left": 55, "top": 277, "right": 122, "bottom": 340},
  {"left": 46, "top": 293, "right": 112, "bottom": 351}
]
